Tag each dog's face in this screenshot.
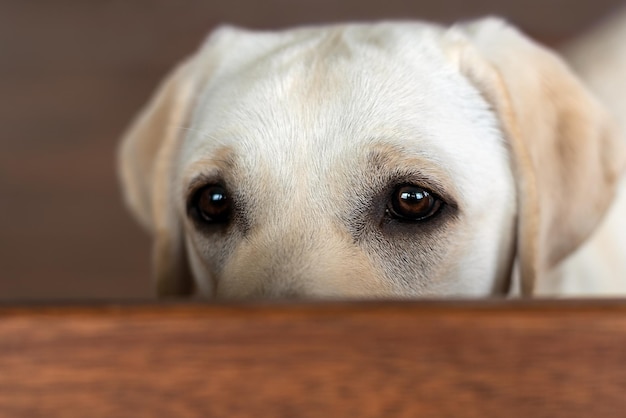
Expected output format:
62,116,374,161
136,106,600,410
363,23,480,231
120,20,624,299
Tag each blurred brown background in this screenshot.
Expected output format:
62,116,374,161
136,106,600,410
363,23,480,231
1,0,624,301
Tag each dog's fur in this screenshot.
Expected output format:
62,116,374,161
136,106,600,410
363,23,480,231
119,18,626,299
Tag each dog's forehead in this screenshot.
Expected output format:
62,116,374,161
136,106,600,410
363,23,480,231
180,23,509,208
188,23,467,141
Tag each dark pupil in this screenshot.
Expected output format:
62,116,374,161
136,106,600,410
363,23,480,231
393,186,434,219
198,186,230,222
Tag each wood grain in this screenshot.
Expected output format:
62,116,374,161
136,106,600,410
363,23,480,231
1,300,625,417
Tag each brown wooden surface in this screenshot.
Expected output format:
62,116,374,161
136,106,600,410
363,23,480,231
1,300,626,417
1,1,625,301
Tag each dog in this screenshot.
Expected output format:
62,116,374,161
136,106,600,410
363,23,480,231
118,17,626,299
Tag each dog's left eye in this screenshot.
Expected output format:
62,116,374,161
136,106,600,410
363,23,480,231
387,185,443,221
190,185,232,224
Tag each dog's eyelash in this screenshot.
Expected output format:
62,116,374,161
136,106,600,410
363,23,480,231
186,174,224,201
379,174,455,209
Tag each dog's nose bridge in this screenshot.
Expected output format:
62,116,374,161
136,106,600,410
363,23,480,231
251,223,332,274
217,221,366,298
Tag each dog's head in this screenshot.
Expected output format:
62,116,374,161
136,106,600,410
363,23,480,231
119,19,624,299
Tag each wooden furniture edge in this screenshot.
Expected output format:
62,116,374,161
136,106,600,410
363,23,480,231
1,300,625,417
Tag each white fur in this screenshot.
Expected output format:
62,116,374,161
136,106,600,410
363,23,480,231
542,9,626,296
119,19,626,299
178,23,515,298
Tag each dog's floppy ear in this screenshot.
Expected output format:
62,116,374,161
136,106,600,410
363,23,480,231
118,58,200,297
446,18,626,296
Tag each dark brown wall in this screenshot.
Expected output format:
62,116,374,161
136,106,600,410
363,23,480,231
1,1,624,301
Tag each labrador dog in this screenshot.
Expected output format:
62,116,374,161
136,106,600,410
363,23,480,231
119,18,626,299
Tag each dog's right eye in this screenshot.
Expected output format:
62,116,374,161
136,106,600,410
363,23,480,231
190,185,232,224
386,184,443,222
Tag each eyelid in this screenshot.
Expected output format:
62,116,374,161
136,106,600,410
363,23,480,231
385,173,456,208
185,173,224,203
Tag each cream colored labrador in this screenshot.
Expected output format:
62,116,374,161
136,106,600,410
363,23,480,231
119,18,626,299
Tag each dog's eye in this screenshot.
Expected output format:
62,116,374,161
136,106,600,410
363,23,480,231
387,185,442,221
191,185,232,224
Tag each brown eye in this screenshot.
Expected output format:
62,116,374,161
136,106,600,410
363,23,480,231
387,185,442,221
193,185,232,224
